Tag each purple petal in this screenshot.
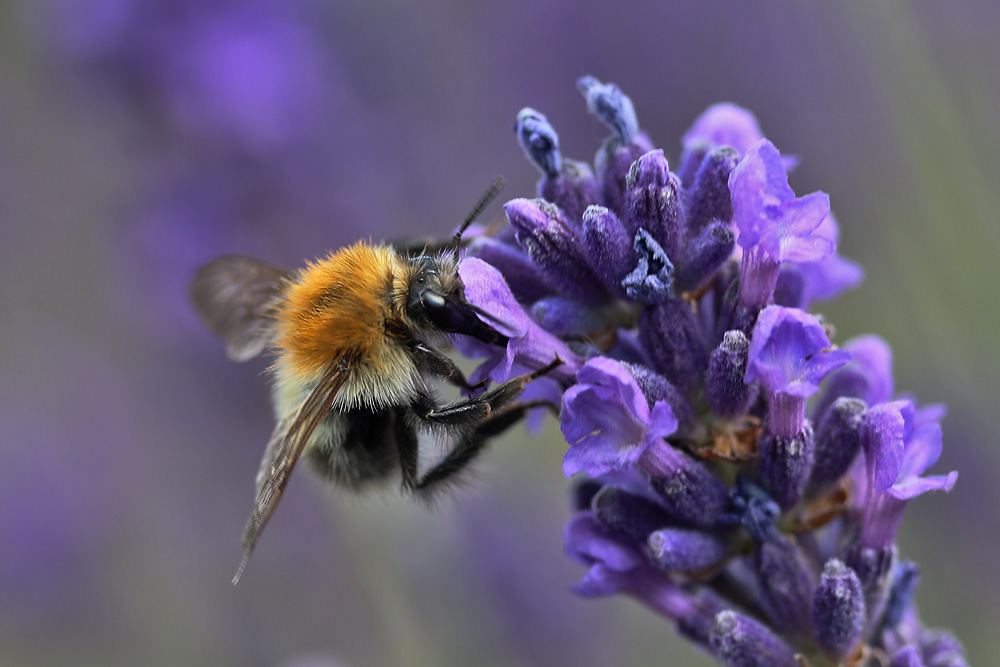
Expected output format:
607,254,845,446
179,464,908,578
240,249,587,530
457,257,580,382
730,140,834,265
646,401,679,443
862,401,909,492
729,140,794,248
577,357,651,421
888,472,958,500
682,103,766,156
778,192,833,262
846,335,896,405
561,358,656,477
746,306,850,397
898,417,943,481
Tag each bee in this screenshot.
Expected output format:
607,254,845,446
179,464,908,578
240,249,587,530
191,178,557,583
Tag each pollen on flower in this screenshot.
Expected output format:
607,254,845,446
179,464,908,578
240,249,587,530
454,77,965,667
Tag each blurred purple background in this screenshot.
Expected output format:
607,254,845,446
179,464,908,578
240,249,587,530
1,1,998,665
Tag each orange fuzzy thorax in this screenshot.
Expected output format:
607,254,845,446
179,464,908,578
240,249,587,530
272,242,409,380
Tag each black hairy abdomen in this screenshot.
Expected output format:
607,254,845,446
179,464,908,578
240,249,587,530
306,407,400,488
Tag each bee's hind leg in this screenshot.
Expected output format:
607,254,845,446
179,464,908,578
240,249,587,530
404,399,556,494
399,359,561,493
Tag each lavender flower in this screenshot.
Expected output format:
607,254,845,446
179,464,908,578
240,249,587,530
457,77,965,666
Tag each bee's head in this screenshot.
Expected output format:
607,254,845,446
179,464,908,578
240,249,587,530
407,255,507,346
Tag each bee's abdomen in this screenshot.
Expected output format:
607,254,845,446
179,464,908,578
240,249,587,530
306,407,400,488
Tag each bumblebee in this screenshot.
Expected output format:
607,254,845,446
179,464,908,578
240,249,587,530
191,180,555,583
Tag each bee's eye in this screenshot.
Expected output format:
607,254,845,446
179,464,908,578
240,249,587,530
422,291,446,310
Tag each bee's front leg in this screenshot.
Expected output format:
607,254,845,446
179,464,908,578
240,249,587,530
410,342,488,392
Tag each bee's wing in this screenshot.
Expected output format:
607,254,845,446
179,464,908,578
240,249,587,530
190,255,291,362
232,361,351,585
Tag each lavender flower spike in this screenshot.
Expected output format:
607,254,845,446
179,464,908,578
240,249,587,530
464,78,966,667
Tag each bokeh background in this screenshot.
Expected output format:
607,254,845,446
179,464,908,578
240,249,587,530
1,1,997,666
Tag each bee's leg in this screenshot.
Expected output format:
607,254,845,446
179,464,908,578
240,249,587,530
416,358,559,427
395,416,421,490
412,399,556,493
404,358,562,493
410,342,487,392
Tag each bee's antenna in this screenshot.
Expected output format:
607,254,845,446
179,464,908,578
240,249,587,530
453,176,506,247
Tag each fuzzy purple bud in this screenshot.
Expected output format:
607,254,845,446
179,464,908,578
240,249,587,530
515,107,561,178
709,610,799,667
539,160,600,224
706,330,757,419
580,205,634,296
578,76,653,213
638,296,709,397
648,527,728,572
592,486,676,543
540,159,601,226
624,150,686,261
513,107,598,221
755,534,815,635
638,441,729,527
577,75,638,145
504,197,609,303
812,559,865,658
676,221,736,292
756,422,814,509
807,397,865,496
686,146,740,236
847,544,897,636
